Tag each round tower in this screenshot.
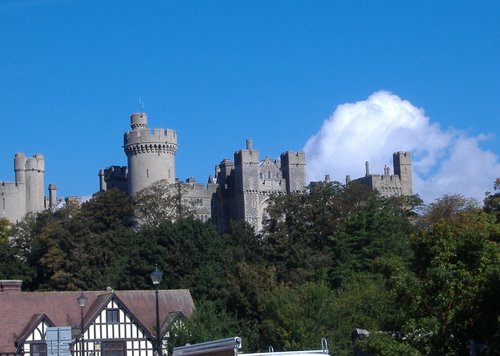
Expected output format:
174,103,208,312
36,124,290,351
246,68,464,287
25,154,45,212
14,153,26,185
124,112,178,196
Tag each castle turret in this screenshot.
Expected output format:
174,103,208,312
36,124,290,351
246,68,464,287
25,154,45,213
124,112,178,196
14,153,26,185
393,151,412,195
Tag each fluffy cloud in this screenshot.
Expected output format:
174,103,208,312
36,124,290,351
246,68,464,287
304,91,500,203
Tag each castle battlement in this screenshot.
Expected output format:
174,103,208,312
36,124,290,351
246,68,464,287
349,152,413,197
124,128,178,147
124,140,178,156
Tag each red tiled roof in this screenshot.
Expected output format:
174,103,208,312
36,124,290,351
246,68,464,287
0,288,194,353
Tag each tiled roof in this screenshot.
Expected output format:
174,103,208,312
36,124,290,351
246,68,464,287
0,288,194,353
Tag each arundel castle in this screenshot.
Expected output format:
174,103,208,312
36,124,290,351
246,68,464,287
1,111,412,231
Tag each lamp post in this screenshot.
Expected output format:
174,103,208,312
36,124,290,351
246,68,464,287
150,265,163,356
77,291,88,356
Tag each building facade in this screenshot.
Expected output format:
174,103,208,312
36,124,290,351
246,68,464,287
0,153,57,223
212,139,306,232
0,280,194,356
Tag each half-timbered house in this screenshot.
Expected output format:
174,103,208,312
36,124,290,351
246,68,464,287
0,280,194,356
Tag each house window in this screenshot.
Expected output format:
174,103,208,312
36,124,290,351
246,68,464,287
31,343,47,356
102,341,125,356
106,309,120,323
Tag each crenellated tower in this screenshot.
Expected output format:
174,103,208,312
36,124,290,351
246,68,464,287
280,150,306,192
393,151,412,196
234,139,261,226
124,112,178,196
25,153,45,212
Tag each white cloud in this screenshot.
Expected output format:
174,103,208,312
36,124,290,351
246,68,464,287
304,91,500,203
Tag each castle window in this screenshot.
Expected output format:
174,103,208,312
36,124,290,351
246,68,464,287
268,171,271,179
260,172,263,179
146,169,149,179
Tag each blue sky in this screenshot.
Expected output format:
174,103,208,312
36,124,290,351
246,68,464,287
1,0,499,203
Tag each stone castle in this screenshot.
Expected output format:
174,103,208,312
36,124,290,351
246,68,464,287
1,111,412,228
98,112,412,232
98,112,306,232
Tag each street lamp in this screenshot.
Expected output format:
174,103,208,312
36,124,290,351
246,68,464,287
150,265,163,356
77,291,88,356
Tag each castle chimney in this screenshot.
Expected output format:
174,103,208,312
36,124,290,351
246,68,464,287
346,175,351,184
246,139,253,150
365,161,370,176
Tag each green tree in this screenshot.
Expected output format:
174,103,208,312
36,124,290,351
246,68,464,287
328,273,405,355
134,180,195,227
259,282,336,351
16,190,138,291
378,195,500,354
484,179,500,244
171,300,239,348
222,262,279,350
329,193,418,288
0,218,30,280
355,332,420,356
262,182,372,285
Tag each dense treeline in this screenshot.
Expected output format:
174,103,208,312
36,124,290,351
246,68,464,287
0,179,499,355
